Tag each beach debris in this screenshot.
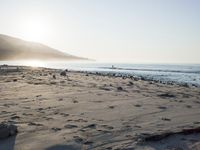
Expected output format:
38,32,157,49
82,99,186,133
117,86,123,91
13,79,18,82
51,127,62,132
53,74,56,79
60,71,67,76
182,83,190,88
0,122,18,139
122,76,126,79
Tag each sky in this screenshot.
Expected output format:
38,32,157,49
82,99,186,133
0,0,200,63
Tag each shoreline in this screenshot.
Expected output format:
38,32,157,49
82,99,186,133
0,65,200,149
1,64,199,88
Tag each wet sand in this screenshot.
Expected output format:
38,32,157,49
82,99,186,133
0,66,200,150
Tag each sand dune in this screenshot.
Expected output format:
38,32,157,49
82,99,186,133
0,34,87,61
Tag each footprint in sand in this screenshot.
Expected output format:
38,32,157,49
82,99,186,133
134,104,142,107
134,125,142,128
186,105,192,108
83,141,93,145
108,105,115,109
64,124,78,129
84,124,97,129
193,100,200,104
60,113,69,117
193,121,200,125
125,134,134,138
157,106,167,110
99,87,111,91
97,93,102,96
74,119,88,123
10,115,20,120
28,122,44,126
1,111,8,114
58,98,63,101
23,106,31,109
93,100,103,103
72,100,79,103
36,108,44,111
73,136,84,143
44,117,53,120
36,95,42,97
22,113,33,116
158,93,176,98
98,130,112,134
101,125,114,130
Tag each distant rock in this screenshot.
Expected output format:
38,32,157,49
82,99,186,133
60,71,66,76
53,75,56,79
0,123,18,139
117,86,123,91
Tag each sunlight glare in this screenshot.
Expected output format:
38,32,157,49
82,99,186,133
25,60,45,67
20,17,50,42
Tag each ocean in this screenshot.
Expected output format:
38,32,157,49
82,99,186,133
1,61,200,87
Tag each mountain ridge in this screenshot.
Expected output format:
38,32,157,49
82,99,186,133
0,34,87,61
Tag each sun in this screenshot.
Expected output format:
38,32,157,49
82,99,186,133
20,17,50,42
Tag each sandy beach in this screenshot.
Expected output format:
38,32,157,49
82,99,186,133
0,65,200,150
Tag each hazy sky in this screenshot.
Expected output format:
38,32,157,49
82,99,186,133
0,0,199,63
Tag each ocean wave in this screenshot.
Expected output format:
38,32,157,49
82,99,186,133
99,67,200,74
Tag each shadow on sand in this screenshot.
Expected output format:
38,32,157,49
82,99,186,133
0,135,16,150
45,144,80,150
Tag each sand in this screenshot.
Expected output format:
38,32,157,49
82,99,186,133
0,65,200,150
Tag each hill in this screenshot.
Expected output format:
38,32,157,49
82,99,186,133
0,34,86,61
